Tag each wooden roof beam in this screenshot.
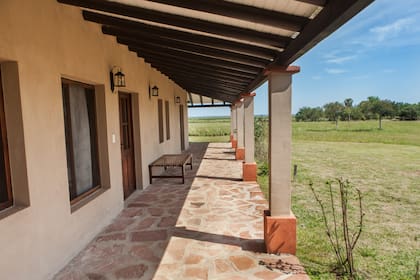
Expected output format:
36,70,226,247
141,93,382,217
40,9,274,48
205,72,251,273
180,86,237,102
170,77,246,93
117,36,268,68
102,26,277,60
148,62,250,86
137,53,256,80
171,77,244,94
158,68,248,90
57,1,292,48
274,0,374,66
147,0,309,32
188,92,194,106
129,46,261,75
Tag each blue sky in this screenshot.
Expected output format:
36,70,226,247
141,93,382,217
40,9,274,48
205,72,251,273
189,0,420,117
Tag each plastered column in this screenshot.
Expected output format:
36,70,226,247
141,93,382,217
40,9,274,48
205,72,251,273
235,101,245,160
264,66,300,255
242,93,257,181
231,105,237,148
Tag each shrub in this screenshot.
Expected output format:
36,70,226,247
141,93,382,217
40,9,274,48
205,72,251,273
309,179,364,279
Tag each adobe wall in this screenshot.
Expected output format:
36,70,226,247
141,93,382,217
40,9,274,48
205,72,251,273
0,0,189,279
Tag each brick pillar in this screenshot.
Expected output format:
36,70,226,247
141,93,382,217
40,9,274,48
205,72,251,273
264,66,300,255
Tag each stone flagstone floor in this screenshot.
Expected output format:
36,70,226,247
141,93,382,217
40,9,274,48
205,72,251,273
54,143,309,280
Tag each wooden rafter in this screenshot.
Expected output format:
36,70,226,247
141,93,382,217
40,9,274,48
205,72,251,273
102,26,277,60
59,1,292,48
138,53,256,80
274,0,374,66
129,46,260,75
146,0,308,32
117,37,268,68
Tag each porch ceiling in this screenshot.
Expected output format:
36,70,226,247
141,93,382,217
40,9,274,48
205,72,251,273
57,0,373,103
188,93,230,108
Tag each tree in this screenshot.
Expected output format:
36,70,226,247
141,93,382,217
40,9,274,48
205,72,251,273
324,102,345,129
295,107,324,122
398,104,418,120
366,97,395,129
344,98,353,122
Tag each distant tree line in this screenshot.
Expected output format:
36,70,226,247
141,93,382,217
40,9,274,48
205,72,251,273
295,97,420,128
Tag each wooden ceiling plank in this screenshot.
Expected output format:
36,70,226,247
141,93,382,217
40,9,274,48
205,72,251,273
172,78,245,93
147,0,309,32
295,0,327,7
102,26,277,60
138,53,256,80
58,1,292,48
129,46,261,75
167,76,246,92
152,63,252,84
149,63,250,86
172,77,244,93
180,84,238,102
116,35,269,67
163,73,247,91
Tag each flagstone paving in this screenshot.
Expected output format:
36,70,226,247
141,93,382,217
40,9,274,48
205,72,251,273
54,142,308,280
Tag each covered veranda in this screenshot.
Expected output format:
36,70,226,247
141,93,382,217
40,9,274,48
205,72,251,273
54,142,307,279
56,0,373,255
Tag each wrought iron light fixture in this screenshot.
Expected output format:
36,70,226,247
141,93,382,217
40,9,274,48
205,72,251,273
175,96,181,104
149,85,159,98
110,66,126,93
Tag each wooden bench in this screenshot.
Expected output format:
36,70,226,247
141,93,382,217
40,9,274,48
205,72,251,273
148,153,193,184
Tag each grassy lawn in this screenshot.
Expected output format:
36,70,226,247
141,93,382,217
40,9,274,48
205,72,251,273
190,118,420,279
293,120,420,146
189,117,230,142
292,141,420,279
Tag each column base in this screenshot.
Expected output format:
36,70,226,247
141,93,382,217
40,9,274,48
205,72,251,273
231,139,237,149
264,210,296,255
243,162,257,181
235,147,245,160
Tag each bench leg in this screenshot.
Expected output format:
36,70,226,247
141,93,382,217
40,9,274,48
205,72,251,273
182,165,185,184
189,157,193,170
149,165,153,184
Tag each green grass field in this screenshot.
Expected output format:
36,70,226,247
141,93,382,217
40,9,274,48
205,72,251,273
189,117,420,279
189,117,230,142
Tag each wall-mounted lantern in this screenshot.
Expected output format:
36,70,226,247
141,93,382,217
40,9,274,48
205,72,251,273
175,96,181,104
110,66,126,93
149,85,159,98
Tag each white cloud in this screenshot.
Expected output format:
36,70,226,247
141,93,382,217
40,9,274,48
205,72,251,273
326,55,357,64
370,17,416,42
312,75,322,80
325,68,347,74
383,69,395,73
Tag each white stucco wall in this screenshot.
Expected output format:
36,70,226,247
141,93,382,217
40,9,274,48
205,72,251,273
0,0,189,279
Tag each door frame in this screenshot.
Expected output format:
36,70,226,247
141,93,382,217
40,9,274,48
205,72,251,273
179,104,185,151
118,91,143,198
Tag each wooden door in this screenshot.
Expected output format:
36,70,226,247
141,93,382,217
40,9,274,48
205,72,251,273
119,93,136,199
179,105,185,151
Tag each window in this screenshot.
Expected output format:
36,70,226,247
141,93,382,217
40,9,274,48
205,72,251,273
0,70,12,211
158,99,164,143
165,100,170,140
62,79,100,203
